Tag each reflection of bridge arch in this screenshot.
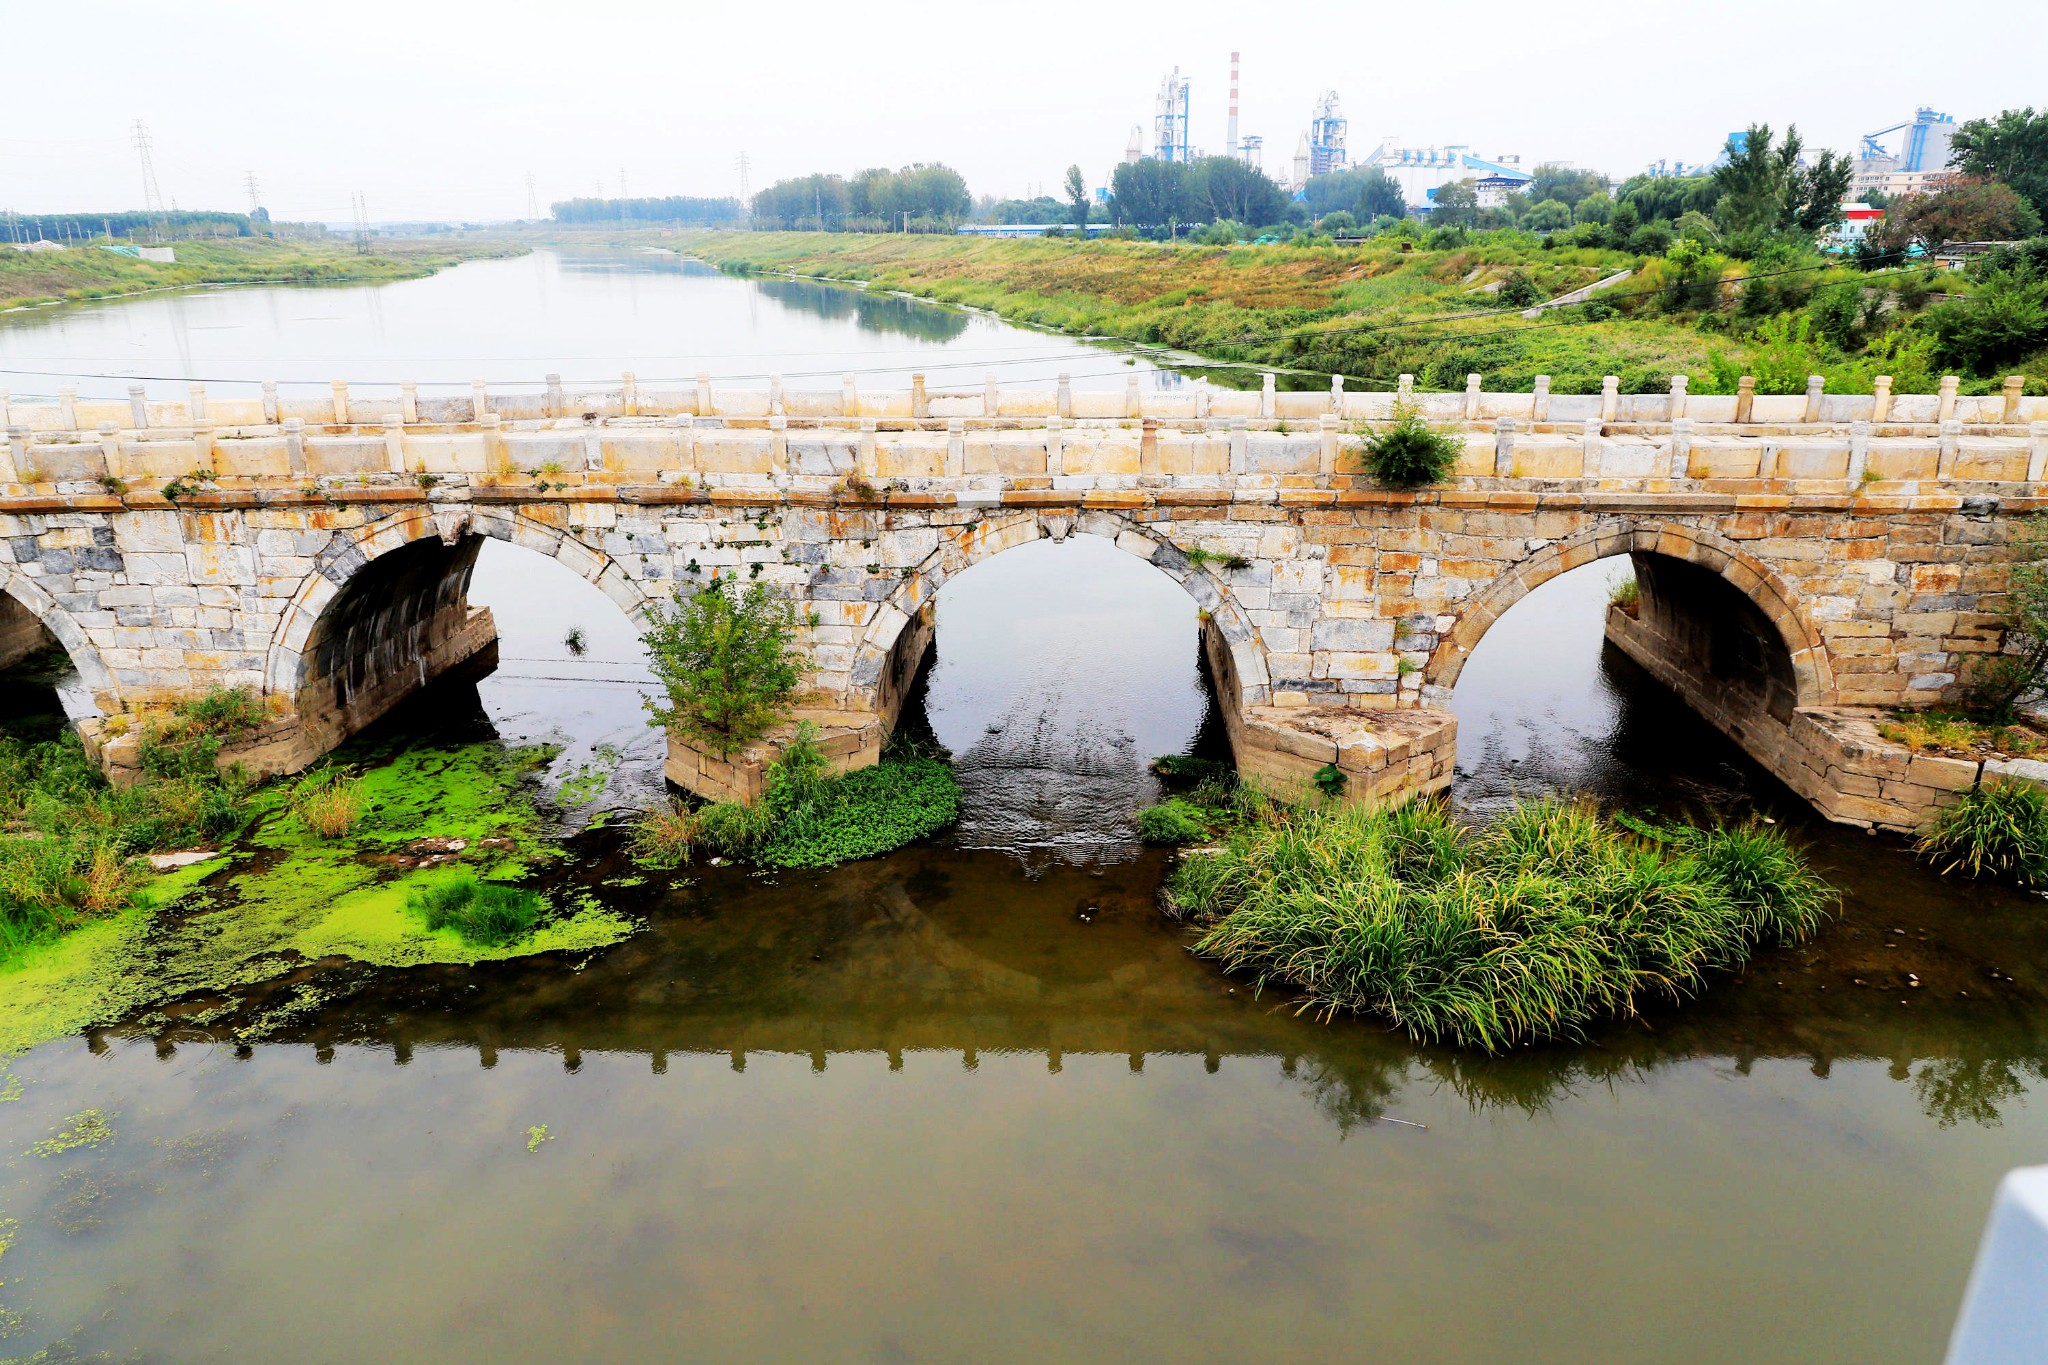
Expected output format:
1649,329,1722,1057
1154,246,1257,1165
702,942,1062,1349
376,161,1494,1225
1,566,118,714
1427,519,1835,708
847,508,1274,725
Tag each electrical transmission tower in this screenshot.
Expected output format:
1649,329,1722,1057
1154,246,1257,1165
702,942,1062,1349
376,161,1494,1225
350,191,370,254
526,171,539,220
131,120,165,224
244,171,262,214
735,152,751,206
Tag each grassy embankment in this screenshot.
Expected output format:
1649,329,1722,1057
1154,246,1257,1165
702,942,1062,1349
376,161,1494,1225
0,688,633,1055
1140,769,1833,1052
0,236,522,312
676,230,1908,394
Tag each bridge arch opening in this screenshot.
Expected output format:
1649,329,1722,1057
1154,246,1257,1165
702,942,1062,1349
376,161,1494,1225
884,522,1237,858
0,574,115,738
1441,532,1814,813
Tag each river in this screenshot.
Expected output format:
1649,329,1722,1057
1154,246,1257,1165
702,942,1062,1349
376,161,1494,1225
0,249,2043,1364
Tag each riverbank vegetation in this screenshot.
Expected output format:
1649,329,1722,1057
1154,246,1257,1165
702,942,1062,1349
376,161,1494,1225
1146,776,1832,1051
1916,782,2048,887
0,236,524,313
633,726,959,870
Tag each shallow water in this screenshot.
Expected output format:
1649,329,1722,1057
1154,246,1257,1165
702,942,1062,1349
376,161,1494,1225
1,259,2044,1363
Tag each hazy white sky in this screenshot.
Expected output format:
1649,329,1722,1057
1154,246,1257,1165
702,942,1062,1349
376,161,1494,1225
4,0,2043,222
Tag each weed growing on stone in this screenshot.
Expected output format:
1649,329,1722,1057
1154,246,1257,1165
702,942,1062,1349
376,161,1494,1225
1357,403,1462,489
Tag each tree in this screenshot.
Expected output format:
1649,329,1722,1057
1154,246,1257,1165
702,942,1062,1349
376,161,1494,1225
1868,176,2044,257
1527,164,1607,209
1925,268,2048,374
1574,191,1613,225
1356,168,1407,221
1431,179,1479,228
1712,124,1853,240
1965,518,2048,719
641,579,804,760
1190,156,1288,227
1524,198,1573,232
1951,108,2048,223
1110,158,1195,229
1064,165,1090,232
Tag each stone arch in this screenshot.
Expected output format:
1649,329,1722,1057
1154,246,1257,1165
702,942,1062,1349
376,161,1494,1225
1425,519,1834,706
846,508,1273,715
0,566,119,715
262,504,652,699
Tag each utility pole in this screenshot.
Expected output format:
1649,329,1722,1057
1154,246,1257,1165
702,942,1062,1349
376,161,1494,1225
735,152,751,207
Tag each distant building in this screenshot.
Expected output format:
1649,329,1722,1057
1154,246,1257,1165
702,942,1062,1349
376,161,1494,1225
1852,167,1949,200
1828,202,1885,250
1475,174,1528,209
1359,142,1531,207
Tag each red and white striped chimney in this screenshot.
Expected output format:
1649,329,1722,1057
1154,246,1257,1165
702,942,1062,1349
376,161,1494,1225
1227,52,1240,158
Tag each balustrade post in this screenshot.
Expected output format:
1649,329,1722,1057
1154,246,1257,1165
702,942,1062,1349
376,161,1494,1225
1396,373,1414,408
1669,417,1694,478
481,413,504,477
1600,376,1619,424
331,380,351,426
1803,374,1826,424
1195,377,1211,420
769,415,789,476
1317,415,1338,474
695,371,713,418
1734,376,1756,424
401,382,419,424
1493,418,1516,477
1331,373,1345,416
1669,373,1688,420
1,427,27,485
97,422,124,481
2028,421,2048,484
1229,416,1249,475
283,418,307,475
1045,415,1064,476
911,373,928,421
769,374,785,417
1938,375,1959,423
1872,375,1893,424
1582,416,1605,477
191,419,214,475
187,383,208,424
1122,374,1140,421
1464,373,1482,421
1847,420,1872,484
985,371,999,419
1056,372,1072,420
1532,374,1551,424
545,373,563,420
621,371,637,418
471,379,491,422
1937,419,1962,481
841,373,859,418
0,389,9,429
384,415,407,474
59,385,78,431
262,381,279,424
2004,375,2026,423
128,385,149,430
945,418,966,476
857,418,878,478
1262,372,1279,419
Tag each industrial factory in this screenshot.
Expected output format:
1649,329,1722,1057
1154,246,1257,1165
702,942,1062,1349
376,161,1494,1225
1116,53,1533,204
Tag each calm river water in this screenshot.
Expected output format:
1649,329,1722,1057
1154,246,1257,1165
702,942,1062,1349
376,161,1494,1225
1,250,2044,1364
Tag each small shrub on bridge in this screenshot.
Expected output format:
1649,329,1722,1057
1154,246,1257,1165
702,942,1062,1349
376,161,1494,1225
1915,781,2048,887
1357,404,1462,489
640,578,803,761
1166,796,1833,1052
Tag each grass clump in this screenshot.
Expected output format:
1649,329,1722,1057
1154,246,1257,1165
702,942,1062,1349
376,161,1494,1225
1138,799,1212,845
1915,781,2048,886
1879,710,2041,758
136,685,267,780
407,873,546,947
288,768,365,839
1169,796,1833,1052
1607,573,1640,615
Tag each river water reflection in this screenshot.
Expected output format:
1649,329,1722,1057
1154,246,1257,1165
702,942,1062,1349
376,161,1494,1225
1,254,2044,1363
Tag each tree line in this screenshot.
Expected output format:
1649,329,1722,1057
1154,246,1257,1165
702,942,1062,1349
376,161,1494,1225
549,196,742,225
748,165,972,232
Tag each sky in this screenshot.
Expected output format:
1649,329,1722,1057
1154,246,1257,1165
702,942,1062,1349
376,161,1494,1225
4,0,2044,223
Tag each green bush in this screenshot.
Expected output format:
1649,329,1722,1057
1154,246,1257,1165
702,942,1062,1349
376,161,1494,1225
640,578,803,760
1916,782,2048,886
1138,800,1210,845
1172,797,1833,1051
1358,404,1462,489
408,873,545,946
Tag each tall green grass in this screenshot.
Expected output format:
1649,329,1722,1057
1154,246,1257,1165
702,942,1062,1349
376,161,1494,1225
1916,781,2048,886
407,874,545,947
1170,797,1833,1052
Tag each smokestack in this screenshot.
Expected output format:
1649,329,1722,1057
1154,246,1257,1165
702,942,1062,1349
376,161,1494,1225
1228,51,1240,157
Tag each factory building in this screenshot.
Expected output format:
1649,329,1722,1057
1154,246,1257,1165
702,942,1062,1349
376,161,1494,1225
1354,141,1531,206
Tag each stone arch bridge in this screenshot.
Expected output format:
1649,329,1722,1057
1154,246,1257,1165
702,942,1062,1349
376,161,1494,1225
3,373,2045,831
